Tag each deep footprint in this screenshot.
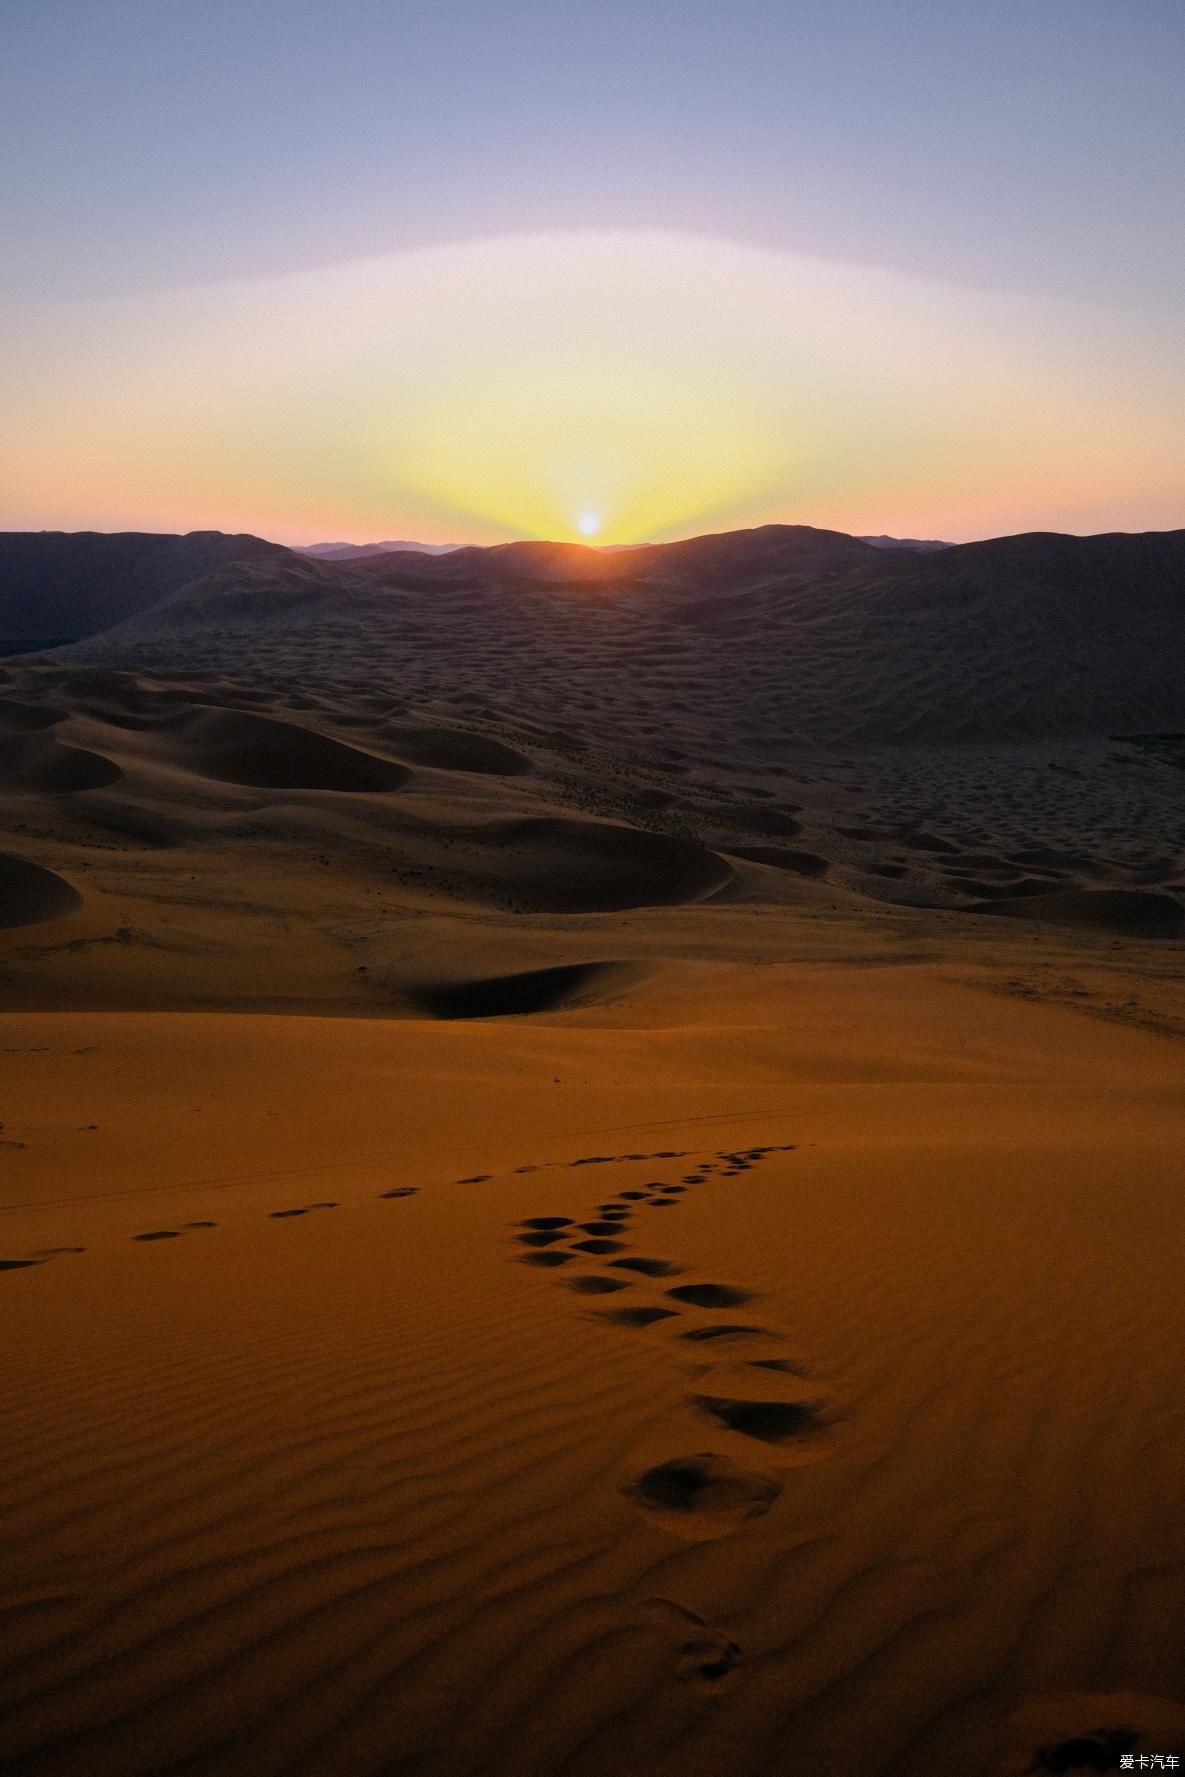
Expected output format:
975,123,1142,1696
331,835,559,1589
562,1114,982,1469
692,1393,825,1444
609,1256,685,1277
596,1306,680,1327
625,1452,781,1532
563,1275,633,1295
667,1283,754,1309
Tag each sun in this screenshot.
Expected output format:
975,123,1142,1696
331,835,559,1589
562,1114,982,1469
576,511,601,538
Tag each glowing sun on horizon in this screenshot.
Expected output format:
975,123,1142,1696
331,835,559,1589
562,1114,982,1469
576,511,601,537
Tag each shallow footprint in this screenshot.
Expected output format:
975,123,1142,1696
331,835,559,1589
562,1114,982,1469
563,1274,633,1295
0,1257,40,1270
641,1599,743,1688
679,1323,779,1344
133,1230,181,1241
515,1231,568,1247
624,1451,781,1540
571,1237,627,1254
380,1188,418,1199
519,1215,573,1229
519,1250,576,1268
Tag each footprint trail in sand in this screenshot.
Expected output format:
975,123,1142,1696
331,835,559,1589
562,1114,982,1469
506,1140,835,1544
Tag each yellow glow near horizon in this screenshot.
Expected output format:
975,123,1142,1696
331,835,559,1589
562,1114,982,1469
1,230,1183,545
382,341,792,546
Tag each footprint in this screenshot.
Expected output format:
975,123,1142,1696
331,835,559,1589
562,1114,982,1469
518,1250,575,1267
0,1258,40,1270
31,1246,86,1257
641,1599,743,1688
647,1199,678,1209
596,1306,680,1328
270,1202,337,1219
997,1691,1185,1774
624,1452,781,1539
609,1257,685,1277
182,1221,217,1229
563,1275,633,1295
619,1191,647,1201
380,1188,418,1199
519,1216,573,1229
679,1323,779,1344
516,1231,568,1247
667,1283,754,1309
659,1185,686,1195
692,1393,824,1445
133,1230,180,1241
578,1220,629,1236
457,1174,491,1183
571,1237,627,1254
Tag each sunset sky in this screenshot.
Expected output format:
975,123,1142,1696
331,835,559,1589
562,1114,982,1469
3,1,1183,546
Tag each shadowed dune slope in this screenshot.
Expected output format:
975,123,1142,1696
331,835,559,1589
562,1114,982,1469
37,522,1185,744
977,886,1185,938
379,723,532,775
408,961,636,1018
161,707,411,791
436,817,734,912
0,530,290,647
0,732,122,793
0,853,81,927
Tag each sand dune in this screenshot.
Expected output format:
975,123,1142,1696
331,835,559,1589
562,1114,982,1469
0,852,81,927
2,523,1185,1775
0,730,123,793
979,885,1185,937
159,706,413,792
2,976,1185,1776
379,722,533,775
19,522,1185,746
409,959,638,1018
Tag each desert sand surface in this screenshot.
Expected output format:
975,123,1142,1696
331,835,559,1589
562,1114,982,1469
3,525,1185,1775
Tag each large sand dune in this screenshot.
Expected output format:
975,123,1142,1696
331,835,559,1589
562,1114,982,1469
14,521,1185,745
1,522,1184,1774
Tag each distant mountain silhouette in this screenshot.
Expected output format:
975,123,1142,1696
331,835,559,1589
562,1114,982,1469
7,521,1185,742
296,540,460,560
859,534,950,552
